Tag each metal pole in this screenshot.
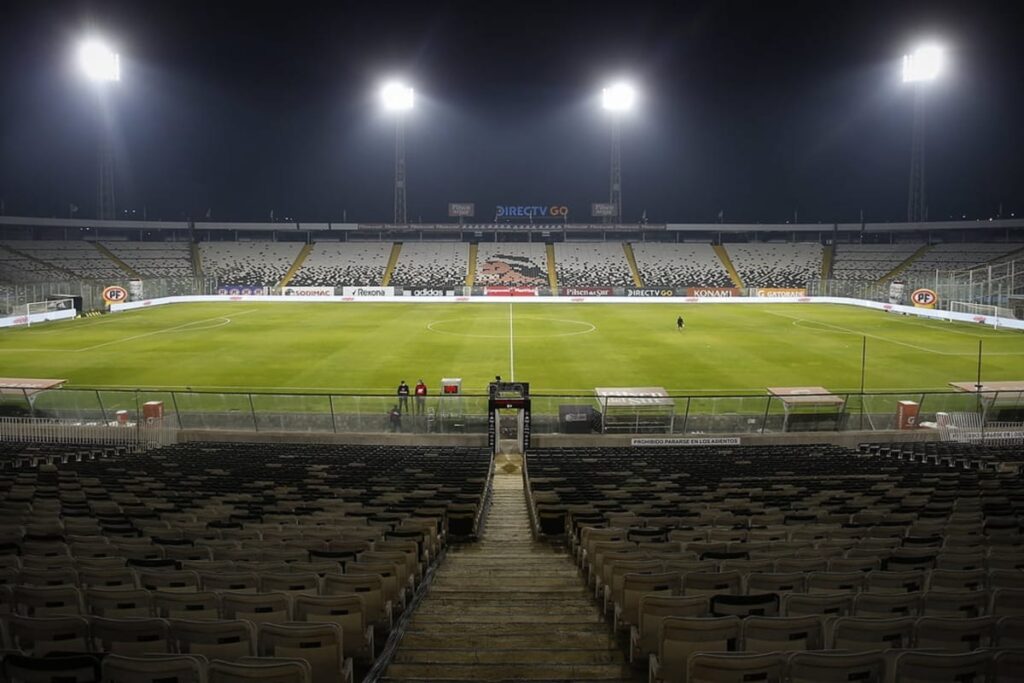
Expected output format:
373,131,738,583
859,336,867,430
394,116,407,225
609,117,622,224
908,85,926,222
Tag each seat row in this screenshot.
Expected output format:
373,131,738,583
1,617,355,683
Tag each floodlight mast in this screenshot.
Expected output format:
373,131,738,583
78,38,120,221
903,44,944,223
601,83,635,223
381,82,414,225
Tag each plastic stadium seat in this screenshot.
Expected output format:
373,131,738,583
153,591,221,620
629,594,707,664
787,650,886,683
77,567,137,590
84,587,152,618
100,654,207,683
137,570,201,593
256,622,353,683
782,592,854,617
928,568,986,592
1,653,101,683
7,615,91,656
649,616,741,683
913,615,995,651
323,574,390,630
741,615,824,652
853,591,922,617
616,571,681,631
682,571,742,597
688,651,787,683
990,588,1024,616
258,572,320,596
807,571,865,593
865,569,926,593
830,616,914,651
201,571,260,593
892,650,993,683
90,616,172,655
994,650,1024,682
13,586,83,617
921,589,988,618
709,593,780,618
170,618,256,660
293,593,374,663
208,657,312,683
219,591,291,626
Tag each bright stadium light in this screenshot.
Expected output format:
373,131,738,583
601,82,636,112
380,81,414,111
78,38,120,82
902,44,944,83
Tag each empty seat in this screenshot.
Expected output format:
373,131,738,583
13,586,83,617
293,593,374,662
709,593,780,618
1,653,101,683
220,591,291,626
154,591,221,620
853,591,922,617
629,594,708,664
682,571,742,596
741,614,824,652
7,615,91,656
616,571,681,631
747,572,806,594
208,657,313,683
688,651,786,683
892,650,993,683
913,615,995,651
100,654,207,683
90,616,172,655
782,592,854,617
830,615,914,651
787,650,886,683
649,616,741,683
170,618,256,660
257,622,353,683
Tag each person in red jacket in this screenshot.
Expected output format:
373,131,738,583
414,379,428,415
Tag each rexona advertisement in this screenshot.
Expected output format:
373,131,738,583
495,205,569,219
281,286,335,296
341,286,394,297
687,287,740,297
625,288,675,297
755,288,808,297
560,287,614,296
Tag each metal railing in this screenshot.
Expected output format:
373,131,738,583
0,415,177,448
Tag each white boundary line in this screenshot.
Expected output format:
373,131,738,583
74,309,257,352
508,303,515,381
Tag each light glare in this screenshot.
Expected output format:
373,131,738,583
381,82,414,111
903,44,944,83
79,39,120,82
602,83,636,112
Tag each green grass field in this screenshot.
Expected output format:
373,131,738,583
1,302,1022,396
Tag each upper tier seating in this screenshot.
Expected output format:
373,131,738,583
388,243,468,288
632,243,733,288
554,242,634,287
101,242,194,279
1,241,123,280
726,243,823,288
0,246,72,283
902,242,1024,275
289,243,390,287
830,244,922,281
474,243,549,287
199,242,302,287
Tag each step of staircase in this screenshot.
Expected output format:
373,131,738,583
383,471,641,682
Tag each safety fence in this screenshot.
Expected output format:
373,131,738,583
0,415,177,449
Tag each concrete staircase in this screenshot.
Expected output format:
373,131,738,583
622,243,643,286
466,243,478,287
712,244,744,288
93,242,143,279
876,243,933,283
383,472,639,682
277,243,313,289
546,243,558,289
382,243,403,286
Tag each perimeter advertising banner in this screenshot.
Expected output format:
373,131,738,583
755,288,808,297
448,202,475,217
341,286,394,297
625,288,675,297
404,288,455,297
484,287,538,296
687,287,740,297
560,287,614,296
281,286,335,296
217,285,269,296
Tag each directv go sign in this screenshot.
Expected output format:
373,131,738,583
496,205,570,219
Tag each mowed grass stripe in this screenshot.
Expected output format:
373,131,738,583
0,302,1021,393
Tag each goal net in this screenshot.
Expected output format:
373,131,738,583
10,297,76,327
948,300,1016,328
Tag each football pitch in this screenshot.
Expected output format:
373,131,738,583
1,301,1022,396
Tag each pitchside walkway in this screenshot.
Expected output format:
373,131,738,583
383,470,642,682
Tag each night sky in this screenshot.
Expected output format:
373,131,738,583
0,0,1022,224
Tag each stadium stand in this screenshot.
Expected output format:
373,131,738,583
0,240,124,280
288,242,391,287
524,443,1023,682
198,242,303,287
901,242,1024,275
474,242,549,287
0,442,491,679
554,242,634,287
631,243,733,287
829,243,922,281
0,245,72,283
100,242,195,279
388,242,469,288
725,242,824,288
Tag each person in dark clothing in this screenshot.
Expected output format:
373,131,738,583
388,405,402,432
677,315,685,331
397,380,410,414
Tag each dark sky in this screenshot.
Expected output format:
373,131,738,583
1,0,1022,224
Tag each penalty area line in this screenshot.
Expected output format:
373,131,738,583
74,309,258,352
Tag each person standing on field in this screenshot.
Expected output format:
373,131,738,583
397,380,410,414
414,379,427,415
677,315,685,331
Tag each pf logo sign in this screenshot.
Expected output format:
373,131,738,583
910,288,938,309
102,286,129,304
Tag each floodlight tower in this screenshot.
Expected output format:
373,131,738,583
601,83,635,223
902,44,944,223
78,38,121,221
381,81,414,225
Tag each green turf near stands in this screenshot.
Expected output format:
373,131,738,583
0,302,1021,395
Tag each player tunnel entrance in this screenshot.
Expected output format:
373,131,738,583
487,380,531,455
